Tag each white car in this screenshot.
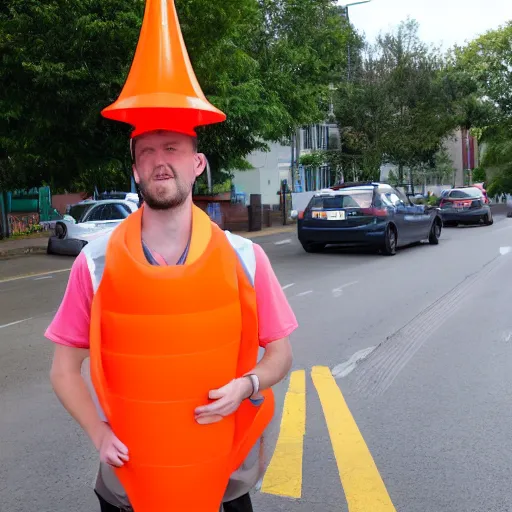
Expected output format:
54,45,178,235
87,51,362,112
47,199,139,256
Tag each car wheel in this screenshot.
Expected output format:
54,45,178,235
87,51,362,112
301,242,325,253
484,213,494,226
381,226,397,256
429,220,441,245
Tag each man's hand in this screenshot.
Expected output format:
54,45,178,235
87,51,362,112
95,422,129,468
194,377,253,425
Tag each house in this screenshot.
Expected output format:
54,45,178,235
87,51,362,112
232,122,339,207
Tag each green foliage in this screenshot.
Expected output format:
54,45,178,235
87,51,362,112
194,178,232,196
430,147,456,185
11,223,44,237
427,194,440,206
300,151,325,169
0,0,355,192
472,167,486,183
335,18,468,185
0,0,143,192
453,22,512,125
453,23,512,194
481,132,512,196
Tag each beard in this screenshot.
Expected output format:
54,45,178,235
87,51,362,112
137,166,192,211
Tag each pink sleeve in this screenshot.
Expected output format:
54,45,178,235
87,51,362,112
254,244,298,347
44,252,93,349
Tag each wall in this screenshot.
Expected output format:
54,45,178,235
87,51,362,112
231,169,261,203
52,192,90,214
232,141,293,206
8,212,40,235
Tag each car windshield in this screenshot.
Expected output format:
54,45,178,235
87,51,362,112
67,204,93,222
449,188,482,199
309,191,373,209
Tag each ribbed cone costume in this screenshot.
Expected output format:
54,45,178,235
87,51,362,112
91,0,275,509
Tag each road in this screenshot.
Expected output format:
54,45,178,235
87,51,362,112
2,213,512,511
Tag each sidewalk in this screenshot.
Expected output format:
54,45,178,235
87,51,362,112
0,225,295,259
0,233,50,259
234,224,295,239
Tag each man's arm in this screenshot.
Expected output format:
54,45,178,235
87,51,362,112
46,254,129,467
195,243,296,423
50,345,106,450
50,342,129,466
245,336,292,391
194,337,292,423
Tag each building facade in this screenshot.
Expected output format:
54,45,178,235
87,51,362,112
232,122,339,206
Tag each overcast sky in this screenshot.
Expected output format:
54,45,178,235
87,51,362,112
347,0,512,50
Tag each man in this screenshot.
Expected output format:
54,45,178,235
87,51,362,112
46,128,297,511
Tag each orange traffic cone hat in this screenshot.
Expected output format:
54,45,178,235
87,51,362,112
101,0,226,138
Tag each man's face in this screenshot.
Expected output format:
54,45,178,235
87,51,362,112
132,130,206,210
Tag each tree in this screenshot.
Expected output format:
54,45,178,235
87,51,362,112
334,41,392,181
0,0,144,193
0,0,355,193
334,19,465,188
452,23,512,194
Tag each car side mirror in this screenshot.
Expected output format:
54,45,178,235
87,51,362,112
290,210,298,220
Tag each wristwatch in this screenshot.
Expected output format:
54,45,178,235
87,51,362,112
244,374,260,400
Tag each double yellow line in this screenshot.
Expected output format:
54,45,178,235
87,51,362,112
261,366,396,511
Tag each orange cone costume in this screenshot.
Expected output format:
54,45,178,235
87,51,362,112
89,1,275,510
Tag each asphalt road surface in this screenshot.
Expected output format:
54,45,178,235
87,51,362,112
2,214,512,512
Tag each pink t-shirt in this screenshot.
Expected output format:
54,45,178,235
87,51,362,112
45,244,297,349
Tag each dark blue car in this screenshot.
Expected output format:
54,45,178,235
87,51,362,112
296,182,442,255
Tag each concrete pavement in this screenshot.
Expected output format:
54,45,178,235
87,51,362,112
1,213,512,511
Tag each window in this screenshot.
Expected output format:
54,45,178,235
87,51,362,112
309,190,373,209
303,127,312,150
449,188,481,199
380,192,404,207
101,204,129,220
316,125,329,150
118,203,133,215
86,205,105,222
394,188,410,204
68,204,93,223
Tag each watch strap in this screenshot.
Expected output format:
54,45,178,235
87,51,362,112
245,374,259,399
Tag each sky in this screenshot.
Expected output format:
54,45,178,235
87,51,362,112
347,0,512,50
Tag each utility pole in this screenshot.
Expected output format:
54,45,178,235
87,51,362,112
338,0,372,81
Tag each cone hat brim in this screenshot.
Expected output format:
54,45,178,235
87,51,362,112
101,0,226,137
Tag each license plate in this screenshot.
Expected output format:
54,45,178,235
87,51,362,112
312,210,346,220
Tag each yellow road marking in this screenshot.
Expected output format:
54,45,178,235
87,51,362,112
0,267,72,284
260,369,306,498
311,366,396,512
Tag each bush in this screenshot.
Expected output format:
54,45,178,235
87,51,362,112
427,194,440,206
472,167,486,183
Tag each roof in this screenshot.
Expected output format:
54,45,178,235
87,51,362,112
72,199,139,212
330,181,381,190
315,182,393,196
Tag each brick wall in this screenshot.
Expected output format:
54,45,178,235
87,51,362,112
52,193,90,214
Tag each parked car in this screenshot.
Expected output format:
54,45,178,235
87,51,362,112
294,182,443,256
47,199,139,256
96,191,141,204
471,183,490,204
439,187,493,227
